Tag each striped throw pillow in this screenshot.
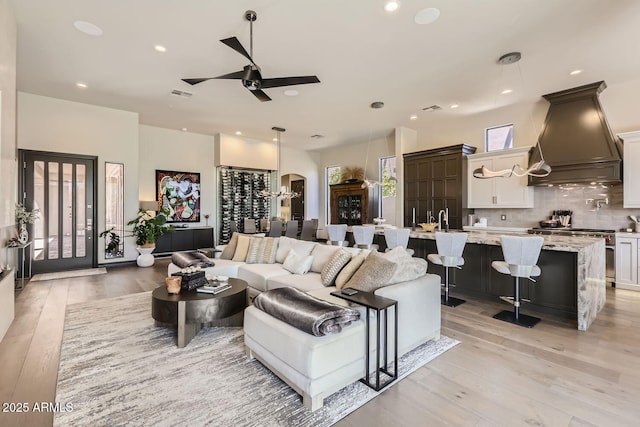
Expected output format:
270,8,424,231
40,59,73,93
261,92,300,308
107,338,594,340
320,249,352,286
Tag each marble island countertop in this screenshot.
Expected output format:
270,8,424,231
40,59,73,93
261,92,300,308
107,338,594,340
408,229,605,253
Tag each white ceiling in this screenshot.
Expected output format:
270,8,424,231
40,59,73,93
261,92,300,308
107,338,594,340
11,0,640,151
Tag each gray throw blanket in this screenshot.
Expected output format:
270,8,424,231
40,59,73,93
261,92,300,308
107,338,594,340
253,287,360,336
171,251,215,269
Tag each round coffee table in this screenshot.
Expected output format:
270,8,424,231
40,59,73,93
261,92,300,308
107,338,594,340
152,278,248,348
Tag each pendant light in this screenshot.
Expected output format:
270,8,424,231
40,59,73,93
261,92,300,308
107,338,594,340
361,102,384,189
473,52,552,179
257,127,300,198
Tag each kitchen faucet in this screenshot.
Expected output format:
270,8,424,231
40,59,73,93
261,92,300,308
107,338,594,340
438,208,449,232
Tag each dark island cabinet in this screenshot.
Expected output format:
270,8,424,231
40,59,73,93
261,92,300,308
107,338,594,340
403,144,476,229
154,227,214,255
405,237,579,318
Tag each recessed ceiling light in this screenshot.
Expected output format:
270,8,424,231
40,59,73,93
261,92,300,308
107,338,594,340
501,89,513,95
76,82,88,89
235,131,242,136
273,138,278,142
410,115,418,120
450,104,459,109
569,69,583,76
73,20,103,36
414,8,440,25
384,1,400,12
284,89,299,97
154,45,167,53
181,127,187,132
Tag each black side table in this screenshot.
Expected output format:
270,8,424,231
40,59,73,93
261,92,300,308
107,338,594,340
330,289,398,391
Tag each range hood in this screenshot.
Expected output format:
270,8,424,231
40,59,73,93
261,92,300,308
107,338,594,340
528,81,623,186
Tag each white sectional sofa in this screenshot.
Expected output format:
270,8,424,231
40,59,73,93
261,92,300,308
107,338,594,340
167,235,442,411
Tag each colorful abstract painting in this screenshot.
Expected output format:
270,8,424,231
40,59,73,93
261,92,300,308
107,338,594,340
156,170,200,222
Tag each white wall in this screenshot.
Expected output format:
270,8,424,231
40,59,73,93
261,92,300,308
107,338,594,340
0,0,17,233
17,93,140,263
0,0,17,344
280,145,320,220
138,125,215,226
214,133,276,170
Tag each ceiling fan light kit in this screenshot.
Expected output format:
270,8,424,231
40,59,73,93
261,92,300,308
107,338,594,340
182,10,320,102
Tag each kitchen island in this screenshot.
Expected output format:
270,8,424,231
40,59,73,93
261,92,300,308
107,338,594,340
374,229,606,331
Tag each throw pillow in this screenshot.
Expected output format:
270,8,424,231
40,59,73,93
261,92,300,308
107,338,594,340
232,234,252,261
310,244,340,273
381,246,428,284
320,249,352,286
282,249,314,275
343,250,398,292
220,232,239,260
334,252,366,290
262,237,279,264
245,236,265,264
276,236,297,264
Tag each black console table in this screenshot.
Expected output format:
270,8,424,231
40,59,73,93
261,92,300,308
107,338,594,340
330,289,398,391
154,227,214,255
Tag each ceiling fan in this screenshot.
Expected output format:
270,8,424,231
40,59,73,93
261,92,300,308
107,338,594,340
181,10,320,102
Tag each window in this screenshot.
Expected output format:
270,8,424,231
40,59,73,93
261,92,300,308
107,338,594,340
379,156,396,225
326,166,341,222
485,124,514,152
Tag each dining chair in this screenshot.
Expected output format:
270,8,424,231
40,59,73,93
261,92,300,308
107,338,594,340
285,220,299,238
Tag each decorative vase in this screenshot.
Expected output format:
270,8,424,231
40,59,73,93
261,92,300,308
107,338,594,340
18,222,28,244
165,276,182,294
136,246,155,267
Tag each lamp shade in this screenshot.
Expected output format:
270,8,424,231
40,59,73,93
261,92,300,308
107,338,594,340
140,201,158,211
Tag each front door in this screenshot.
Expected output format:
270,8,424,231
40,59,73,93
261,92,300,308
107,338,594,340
21,150,97,274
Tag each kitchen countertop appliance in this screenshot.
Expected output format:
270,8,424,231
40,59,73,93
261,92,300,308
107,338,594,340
528,227,615,284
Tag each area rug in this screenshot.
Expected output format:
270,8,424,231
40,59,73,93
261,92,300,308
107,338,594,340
30,267,107,282
54,291,459,426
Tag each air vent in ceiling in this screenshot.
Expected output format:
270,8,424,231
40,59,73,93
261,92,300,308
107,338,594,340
310,134,325,139
422,104,442,112
171,89,192,98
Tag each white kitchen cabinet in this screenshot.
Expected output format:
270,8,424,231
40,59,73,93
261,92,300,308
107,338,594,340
615,233,639,291
619,131,640,208
467,147,534,208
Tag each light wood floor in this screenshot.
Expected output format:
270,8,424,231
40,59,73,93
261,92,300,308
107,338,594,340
1,259,639,427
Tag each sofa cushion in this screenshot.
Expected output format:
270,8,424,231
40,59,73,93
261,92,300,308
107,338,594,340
320,249,351,287
334,252,366,290
238,263,291,292
307,286,352,308
232,234,252,261
283,250,314,275
344,250,398,292
382,247,428,284
310,244,340,273
276,236,316,264
267,272,324,293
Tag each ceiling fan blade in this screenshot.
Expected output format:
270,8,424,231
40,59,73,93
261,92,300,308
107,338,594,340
182,78,216,86
250,89,272,102
260,76,320,89
213,70,247,80
220,37,257,66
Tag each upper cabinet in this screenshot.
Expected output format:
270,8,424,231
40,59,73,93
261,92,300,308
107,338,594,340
619,131,640,208
467,147,534,209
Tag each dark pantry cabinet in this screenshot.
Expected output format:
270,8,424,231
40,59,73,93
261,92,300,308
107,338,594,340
403,144,476,229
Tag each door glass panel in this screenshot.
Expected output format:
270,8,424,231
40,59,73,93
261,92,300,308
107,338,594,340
105,162,124,258
33,161,45,260
48,162,59,260
62,163,73,258
76,164,86,257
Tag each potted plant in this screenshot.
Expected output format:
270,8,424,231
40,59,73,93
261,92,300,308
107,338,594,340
99,227,122,258
15,203,40,245
127,208,174,267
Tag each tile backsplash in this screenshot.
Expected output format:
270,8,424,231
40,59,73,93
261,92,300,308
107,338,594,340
473,184,638,231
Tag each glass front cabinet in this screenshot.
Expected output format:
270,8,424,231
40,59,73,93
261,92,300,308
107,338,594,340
330,182,378,225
